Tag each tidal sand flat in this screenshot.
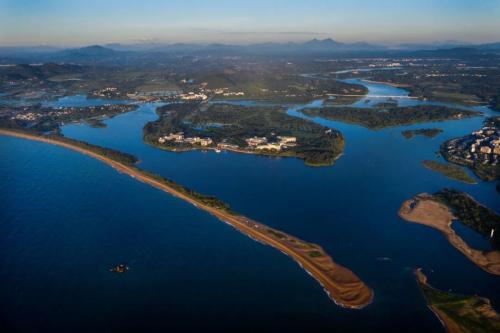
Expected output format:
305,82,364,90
0,129,373,309
416,268,500,333
399,193,500,275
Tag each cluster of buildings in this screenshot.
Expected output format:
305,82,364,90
11,112,45,121
444,124,500,166
368,62,402,68
192,86,245,97
245,136,297,151
209,88,245,97
10,104,135,123
158,132,213,147
11,108,72,121
179,92,208,101
92,87,119,98
157,132,298,153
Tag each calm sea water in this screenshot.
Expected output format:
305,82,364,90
1,84,499,332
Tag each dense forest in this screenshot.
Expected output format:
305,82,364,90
303,105,480,129
433,189,500,248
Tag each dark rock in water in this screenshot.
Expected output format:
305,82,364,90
110,264,129,273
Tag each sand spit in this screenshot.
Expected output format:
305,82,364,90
400,194,500,276
1,129,373,309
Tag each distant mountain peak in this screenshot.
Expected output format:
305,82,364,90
305,38,342,47
67,45,118,55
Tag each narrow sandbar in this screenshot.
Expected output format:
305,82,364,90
0,129,373,309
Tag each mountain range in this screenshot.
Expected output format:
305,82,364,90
1,39,499,64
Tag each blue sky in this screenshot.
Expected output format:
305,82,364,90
1,0,499,46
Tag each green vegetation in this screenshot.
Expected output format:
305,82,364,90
433,189,500,248
302,105,479,129
418,273,500,333
86,118,107,128
143,103,345,166
366,63,500,110
266,229,287,240
402,128,443,139
135,169,235,214
0,103,137,133
199,70,367,103
308,250,324,258
35,105,137,132
54,135,138,165
422,160,476,184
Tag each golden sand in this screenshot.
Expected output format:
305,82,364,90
400,195,500,276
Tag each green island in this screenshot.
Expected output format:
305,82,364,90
422,160,476,184
432,189,500,248
302,105,480,129
416,268,500,333
441,117,500,181
0,127,374,309
402,128,443,139
143,103,345,166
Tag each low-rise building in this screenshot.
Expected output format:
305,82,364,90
256,143,282,151
164,132,185,142
480,146,492,154
200,138,213,146
277,136,297,144
246,136,268,147
218,143,239,150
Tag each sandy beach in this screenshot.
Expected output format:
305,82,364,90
400,194,500,276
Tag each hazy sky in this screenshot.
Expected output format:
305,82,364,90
1,0,499,46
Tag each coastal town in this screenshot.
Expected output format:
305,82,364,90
2,103,137,131
442,117,500,170
120,83,246,102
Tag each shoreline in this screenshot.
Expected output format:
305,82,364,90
415,269,463,333
0,128,373,309
145,140,342,167
399,194,500,276
415,268,500,333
